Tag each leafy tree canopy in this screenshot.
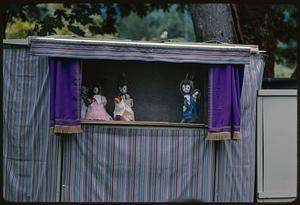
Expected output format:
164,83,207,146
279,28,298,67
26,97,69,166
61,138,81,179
4,3,178,37
272,4,297,68
3,3,298,76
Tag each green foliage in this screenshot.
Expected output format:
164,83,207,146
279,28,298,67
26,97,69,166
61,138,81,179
274,63,295,77
4,3,297,77
3,3,179,38
36,4,98,36
272,5,297,68
5,4,50,23
5,3,195,41
237,4,297,73
5,18,38,39
116,12,150,40
5,3,103,37
116,5,195,41
54,24,76,36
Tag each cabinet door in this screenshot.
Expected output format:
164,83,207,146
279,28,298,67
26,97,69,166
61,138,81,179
257,90,297,202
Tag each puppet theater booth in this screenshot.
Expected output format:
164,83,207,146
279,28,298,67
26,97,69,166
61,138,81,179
3,36,265,202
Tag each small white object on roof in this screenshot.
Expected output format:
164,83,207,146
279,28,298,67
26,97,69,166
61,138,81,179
160,31,168,40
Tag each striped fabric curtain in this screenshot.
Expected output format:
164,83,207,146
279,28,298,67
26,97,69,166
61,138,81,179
60,126,216,202
214,55,265,202
3,45,61,201
49,58,82,134
3,43,264,202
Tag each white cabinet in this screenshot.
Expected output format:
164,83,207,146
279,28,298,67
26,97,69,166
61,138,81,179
257,89,297,202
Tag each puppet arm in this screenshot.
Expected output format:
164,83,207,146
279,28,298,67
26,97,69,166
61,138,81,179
192,89,200,100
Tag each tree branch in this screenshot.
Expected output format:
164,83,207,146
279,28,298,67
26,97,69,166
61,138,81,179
229,3,244,44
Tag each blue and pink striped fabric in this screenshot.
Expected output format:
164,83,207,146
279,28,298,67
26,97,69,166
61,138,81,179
60,125,215,202
30,37,251,65
3,45,61,202
214,54,265,202
3,43,264,202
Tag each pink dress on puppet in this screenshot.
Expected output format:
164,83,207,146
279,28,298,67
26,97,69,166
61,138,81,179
85,95,113,120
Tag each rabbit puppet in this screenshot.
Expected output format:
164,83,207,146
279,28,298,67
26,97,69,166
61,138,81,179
113,73,135,121
85,83,113,121
180,72,200,123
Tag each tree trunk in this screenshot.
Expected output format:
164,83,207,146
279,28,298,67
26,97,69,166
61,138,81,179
189,4,275,78
2,7,13,39
189,4,238,43
237,4,275,77
3,13,9,39
2,10,7,39
290,7,299,79
291,66,298,78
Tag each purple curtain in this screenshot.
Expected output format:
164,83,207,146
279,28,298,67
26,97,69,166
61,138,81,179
49,57,82,134
207,64,244,140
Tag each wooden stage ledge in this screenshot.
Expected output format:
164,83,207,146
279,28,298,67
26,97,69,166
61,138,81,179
81,120,207,128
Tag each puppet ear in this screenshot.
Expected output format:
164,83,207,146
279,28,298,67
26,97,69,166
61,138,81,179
189,72,195,80
185,73,190,80
121,72,127,80
118,72,128,88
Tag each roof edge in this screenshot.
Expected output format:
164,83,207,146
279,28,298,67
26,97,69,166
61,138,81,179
3,38,30,46
30,36,260,53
